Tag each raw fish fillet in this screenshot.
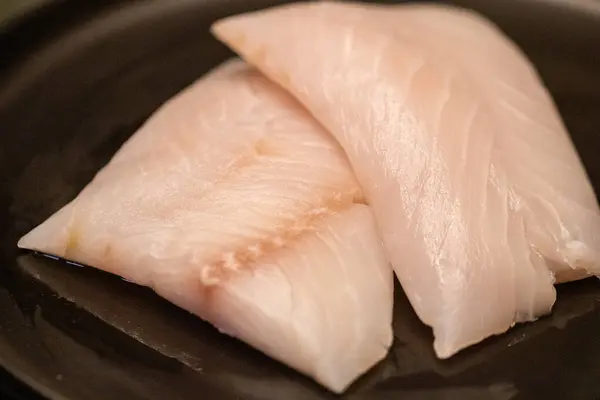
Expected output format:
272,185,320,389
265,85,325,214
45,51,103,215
212,2,600,358
17,60,394,393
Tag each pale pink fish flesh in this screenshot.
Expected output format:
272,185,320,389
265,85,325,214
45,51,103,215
212,1,600,358
18,59,394,393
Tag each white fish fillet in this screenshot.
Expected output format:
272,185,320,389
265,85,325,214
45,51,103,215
17,60,394,393
212,2,600,358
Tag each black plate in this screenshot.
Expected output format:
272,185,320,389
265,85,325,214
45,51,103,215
1,1,600,399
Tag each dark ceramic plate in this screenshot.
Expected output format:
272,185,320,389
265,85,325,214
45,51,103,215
1,0,600,399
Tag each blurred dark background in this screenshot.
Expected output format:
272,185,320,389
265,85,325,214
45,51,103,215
1,369,43,400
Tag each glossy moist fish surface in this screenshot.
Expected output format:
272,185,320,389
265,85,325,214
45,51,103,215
212,2,600,358
18,60,394,393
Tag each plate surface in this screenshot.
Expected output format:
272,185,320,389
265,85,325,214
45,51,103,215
1,1,600,399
